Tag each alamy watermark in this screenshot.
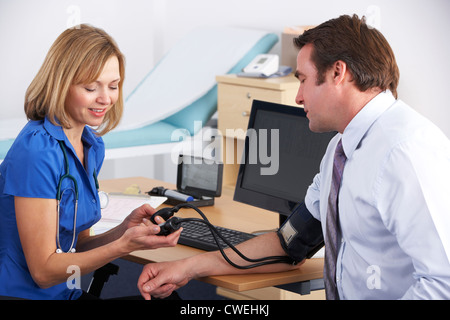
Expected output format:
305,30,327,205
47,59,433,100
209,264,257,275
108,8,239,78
65,264,382,292
366,265,381,290
66,265,81,290
170,121,279,176
66,5,81,29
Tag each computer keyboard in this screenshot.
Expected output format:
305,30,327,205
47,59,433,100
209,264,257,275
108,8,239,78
178,220,256,251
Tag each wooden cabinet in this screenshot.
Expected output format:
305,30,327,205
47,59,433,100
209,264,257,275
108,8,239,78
215,74,300,189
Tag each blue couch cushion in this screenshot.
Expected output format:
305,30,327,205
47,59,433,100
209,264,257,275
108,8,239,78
0,139,14,160
102,121,185,149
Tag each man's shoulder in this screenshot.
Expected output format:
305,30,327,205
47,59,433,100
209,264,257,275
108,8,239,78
373,100,447,149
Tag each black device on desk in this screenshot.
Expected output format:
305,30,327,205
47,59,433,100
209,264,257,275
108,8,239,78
149,205,256,252
233,100,336,226
149,155,223,207
150,203,293,269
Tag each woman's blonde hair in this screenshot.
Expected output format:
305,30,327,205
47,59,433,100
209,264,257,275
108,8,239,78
24,24,125,136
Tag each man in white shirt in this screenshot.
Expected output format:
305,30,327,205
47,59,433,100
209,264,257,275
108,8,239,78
137,14,450,300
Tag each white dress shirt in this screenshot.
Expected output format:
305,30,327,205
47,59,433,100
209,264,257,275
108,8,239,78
305,90,450,299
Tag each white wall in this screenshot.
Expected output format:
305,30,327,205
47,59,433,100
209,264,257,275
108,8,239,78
0,0,159,119
1,0,449,180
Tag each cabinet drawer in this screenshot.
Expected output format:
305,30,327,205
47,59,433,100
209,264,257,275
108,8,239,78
218,83,284,135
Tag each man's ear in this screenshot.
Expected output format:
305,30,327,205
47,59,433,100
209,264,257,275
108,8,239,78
332,60,348,86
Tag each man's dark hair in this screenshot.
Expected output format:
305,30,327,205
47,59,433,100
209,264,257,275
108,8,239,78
294,14,399,98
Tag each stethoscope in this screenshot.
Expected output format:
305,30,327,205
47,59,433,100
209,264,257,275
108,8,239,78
55,141,108,254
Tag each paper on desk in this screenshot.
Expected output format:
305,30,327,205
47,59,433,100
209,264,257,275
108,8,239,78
92,193,167,235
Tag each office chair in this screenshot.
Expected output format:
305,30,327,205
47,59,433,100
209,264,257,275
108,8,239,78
87,262,120,298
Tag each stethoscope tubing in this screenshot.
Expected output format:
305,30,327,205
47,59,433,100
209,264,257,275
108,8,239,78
55,141,100,254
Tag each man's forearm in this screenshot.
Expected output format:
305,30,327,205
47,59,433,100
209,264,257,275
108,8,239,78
191,232,300,279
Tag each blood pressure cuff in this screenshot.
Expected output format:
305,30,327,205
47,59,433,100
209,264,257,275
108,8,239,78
277,202,324,264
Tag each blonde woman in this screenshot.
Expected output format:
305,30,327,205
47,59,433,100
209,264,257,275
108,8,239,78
0,25,181,300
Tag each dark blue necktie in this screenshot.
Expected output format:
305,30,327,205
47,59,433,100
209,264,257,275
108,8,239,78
324,139,346,300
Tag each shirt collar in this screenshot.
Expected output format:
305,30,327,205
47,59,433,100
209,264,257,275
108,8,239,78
43,116,66,141
43,116,99,149
341,90,396,159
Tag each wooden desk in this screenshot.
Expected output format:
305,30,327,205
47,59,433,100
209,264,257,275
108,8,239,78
99,177,324,294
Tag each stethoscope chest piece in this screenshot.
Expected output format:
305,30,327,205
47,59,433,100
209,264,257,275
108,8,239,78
56,248,76,254
98,191,109,209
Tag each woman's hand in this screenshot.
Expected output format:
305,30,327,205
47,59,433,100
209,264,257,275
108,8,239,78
118,217,182,253
122,203,157,229
116,203,182,254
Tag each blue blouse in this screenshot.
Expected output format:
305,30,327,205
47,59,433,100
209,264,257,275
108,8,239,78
0,117,104,299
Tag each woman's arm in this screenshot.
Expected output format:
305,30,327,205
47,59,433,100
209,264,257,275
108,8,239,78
15,197,180,289
76,203,165,251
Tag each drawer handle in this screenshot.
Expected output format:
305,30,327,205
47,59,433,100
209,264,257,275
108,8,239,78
246,92,252,99
242,111,250,117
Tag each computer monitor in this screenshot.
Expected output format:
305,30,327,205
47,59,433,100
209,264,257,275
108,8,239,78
233,100,336,225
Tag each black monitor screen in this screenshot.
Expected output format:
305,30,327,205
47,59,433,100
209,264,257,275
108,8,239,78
233,100,336,217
